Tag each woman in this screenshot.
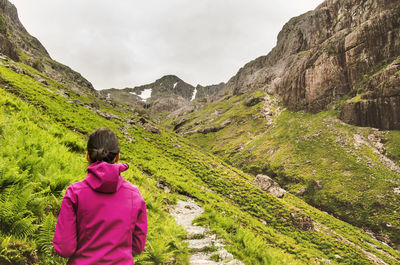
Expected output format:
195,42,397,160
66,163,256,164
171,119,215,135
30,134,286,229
53,128,147,264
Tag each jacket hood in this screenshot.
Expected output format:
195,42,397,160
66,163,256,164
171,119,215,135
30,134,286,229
85,161,129,193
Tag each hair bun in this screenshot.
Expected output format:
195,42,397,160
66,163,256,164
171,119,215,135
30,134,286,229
93,148,109,161
98,148,108,156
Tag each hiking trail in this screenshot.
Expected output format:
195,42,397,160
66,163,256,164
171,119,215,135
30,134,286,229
170,197,244,265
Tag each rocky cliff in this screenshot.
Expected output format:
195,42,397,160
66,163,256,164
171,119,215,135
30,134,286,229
195,82,225,102
0,0,95,95
224,0,400,129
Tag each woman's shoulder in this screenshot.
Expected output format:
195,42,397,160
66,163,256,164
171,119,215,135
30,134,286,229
120,181,145,203
68,180,88,189
65,180,91,195
120,179,141,194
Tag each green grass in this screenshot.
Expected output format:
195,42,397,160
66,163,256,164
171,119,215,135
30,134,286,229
349,93,365,103
297,50,310,55
385,131,400,161
0,66,189,264
0,58,400,264
165,91,400,250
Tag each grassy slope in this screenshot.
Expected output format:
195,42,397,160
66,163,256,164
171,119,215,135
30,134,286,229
0,60,399,265
163,91,400,248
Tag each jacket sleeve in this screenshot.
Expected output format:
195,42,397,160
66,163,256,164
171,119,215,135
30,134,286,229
53,185,78,258
132,197,147,255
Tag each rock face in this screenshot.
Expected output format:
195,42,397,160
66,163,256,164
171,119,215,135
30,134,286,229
224,0,400,130
148,95,190,114
0,0,49,60
340,96,400,129
195,82,225,101
253,174,286,198
340,58,400,129
0,0,95,95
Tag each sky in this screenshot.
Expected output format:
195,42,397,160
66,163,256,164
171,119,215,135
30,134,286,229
9,0,323,90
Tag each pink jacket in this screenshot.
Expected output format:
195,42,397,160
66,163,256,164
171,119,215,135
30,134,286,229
53,161,147,265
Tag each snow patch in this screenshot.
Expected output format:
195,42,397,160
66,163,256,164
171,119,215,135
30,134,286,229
129,89,152,101
191,88,197,101
139,88,152,102
173,82,178,88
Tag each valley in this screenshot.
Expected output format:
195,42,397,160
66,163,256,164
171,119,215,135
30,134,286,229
0,0,399,264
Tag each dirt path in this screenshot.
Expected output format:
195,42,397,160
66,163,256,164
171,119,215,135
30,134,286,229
170,197,245,265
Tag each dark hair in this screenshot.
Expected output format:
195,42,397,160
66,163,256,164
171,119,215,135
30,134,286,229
87,128,120,163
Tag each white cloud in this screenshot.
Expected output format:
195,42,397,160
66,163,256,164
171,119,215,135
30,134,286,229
9,0,323,89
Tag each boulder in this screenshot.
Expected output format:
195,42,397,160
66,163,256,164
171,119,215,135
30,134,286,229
253,174,286,198
143,123,161,134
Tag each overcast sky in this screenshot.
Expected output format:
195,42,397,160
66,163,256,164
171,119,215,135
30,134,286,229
9,0,323,90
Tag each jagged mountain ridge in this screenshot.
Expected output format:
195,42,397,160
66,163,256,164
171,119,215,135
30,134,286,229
101,75,195,113
102,75,225,114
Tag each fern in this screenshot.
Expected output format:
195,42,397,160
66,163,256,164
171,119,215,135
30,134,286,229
37,212,56,255
10,216,37,238
135,239,174,265
0,186,38,238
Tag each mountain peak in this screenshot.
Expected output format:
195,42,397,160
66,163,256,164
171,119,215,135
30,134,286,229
156,74,182,83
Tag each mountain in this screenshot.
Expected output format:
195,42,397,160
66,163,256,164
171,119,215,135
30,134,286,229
109,0,399,130
159,0,400,250
223,0,400,130
0,0,96,96
102,75,195,113
102,75,225,116
1,0,400,264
